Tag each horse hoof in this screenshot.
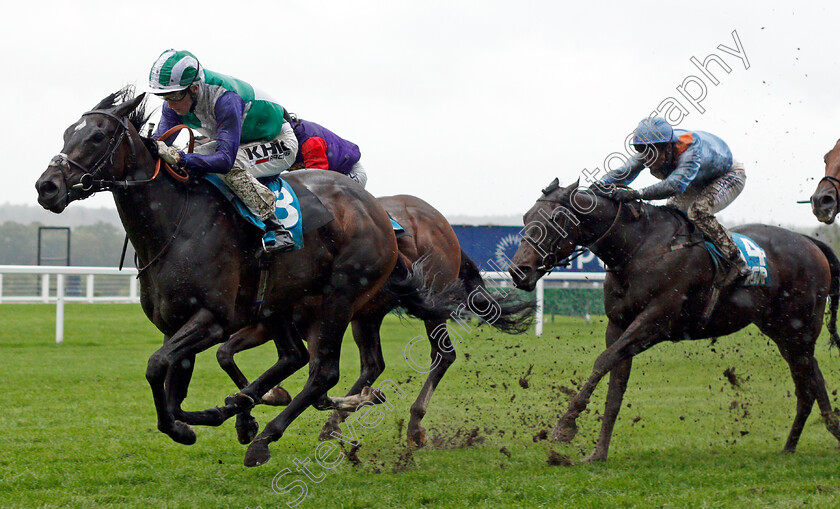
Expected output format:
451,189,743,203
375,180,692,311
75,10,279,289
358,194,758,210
244,439,272,467
168,420,197,445
236,415,259,445
225,392,255,410
582,451,606,463
261,386,292,406
407,427,427,449
552,418,577,443
319,422,340,442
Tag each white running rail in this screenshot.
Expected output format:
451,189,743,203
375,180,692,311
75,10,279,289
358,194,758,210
0,265,139,344
0,266,605,344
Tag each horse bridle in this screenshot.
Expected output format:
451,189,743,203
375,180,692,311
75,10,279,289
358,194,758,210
532,195,626,273
817,175,840,219
51,110,149,197
52,111,193,275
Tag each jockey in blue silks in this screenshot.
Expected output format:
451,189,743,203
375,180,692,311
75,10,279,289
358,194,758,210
599,116,750,286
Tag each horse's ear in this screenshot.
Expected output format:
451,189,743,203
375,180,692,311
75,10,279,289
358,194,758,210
569,178,580,190
92,92,118,111
541,177,560,195
113,93,146,118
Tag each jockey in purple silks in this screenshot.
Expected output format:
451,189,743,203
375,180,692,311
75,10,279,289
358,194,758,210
287,116,367,188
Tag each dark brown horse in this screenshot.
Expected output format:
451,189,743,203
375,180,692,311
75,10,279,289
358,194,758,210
810,138,840,223
34,87,449,467
510,179,840,461
216,194,535,448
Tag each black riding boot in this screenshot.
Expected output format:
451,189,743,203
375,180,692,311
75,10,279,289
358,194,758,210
262,215,295,253
722,252,751,287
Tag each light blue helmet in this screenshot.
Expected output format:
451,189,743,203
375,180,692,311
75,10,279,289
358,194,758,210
632,116,675,145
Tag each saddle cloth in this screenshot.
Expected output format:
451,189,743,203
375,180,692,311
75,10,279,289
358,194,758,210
704,233,771,287
205,174,333,250
205,174,405,248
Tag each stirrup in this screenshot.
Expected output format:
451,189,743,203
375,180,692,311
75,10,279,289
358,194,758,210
262,230,295,254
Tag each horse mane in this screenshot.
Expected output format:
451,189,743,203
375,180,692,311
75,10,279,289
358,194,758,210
92,85,152,133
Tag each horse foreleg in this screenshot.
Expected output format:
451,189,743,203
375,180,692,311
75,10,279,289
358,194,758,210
553,308,664,444
583,321,632,463
145,308,226,444
320,316,386,441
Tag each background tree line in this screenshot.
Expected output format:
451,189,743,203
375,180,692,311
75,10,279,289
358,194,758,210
1,203,839,267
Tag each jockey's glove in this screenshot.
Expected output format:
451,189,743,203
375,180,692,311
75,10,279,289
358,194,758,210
611,188,641,202
156,141,184,167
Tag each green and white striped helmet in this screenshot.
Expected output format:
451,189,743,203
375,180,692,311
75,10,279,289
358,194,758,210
148,49,203,94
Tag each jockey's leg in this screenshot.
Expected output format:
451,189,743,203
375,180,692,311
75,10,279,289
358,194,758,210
687,164,748,286
347,161,367,188
220,165,295,252
225,125,300,253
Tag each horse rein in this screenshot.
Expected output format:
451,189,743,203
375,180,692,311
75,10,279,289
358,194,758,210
533,194,627,272
51,112,197,275
53,113,193,196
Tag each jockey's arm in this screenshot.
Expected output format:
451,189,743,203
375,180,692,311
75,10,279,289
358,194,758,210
300,137,330,170
151,105,182,144
178,91,245,175
600,154,644,186
639,143,701,200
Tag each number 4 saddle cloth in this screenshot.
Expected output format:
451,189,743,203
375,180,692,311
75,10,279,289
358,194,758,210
704,233,770,287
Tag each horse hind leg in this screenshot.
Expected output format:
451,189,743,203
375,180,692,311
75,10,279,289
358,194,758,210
216,322,286,445
244,310,351,467
776,343,819,453
320,316,387,441
407,318,457,449
804,355,840,446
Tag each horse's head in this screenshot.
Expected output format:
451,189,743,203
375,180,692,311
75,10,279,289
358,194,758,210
36,88,148,213
810,139,840,224
509,178,607,291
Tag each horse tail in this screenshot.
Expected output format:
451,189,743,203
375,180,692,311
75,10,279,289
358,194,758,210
804,235,840,349
383,254,462,322
456,249,536,335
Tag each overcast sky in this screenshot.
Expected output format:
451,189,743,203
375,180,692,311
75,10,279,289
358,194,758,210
7,1,840,228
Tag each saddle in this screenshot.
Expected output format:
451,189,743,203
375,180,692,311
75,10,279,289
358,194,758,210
661,207,769,288
205,174,334,251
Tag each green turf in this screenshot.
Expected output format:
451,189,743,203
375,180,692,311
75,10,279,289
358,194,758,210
1,304,839,508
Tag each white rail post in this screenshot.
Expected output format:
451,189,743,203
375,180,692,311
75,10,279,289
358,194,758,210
130,276,138,302
56,274,65,344
536,278,544,337
0,273,3,303
86,274,94,303
41,274,50,302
